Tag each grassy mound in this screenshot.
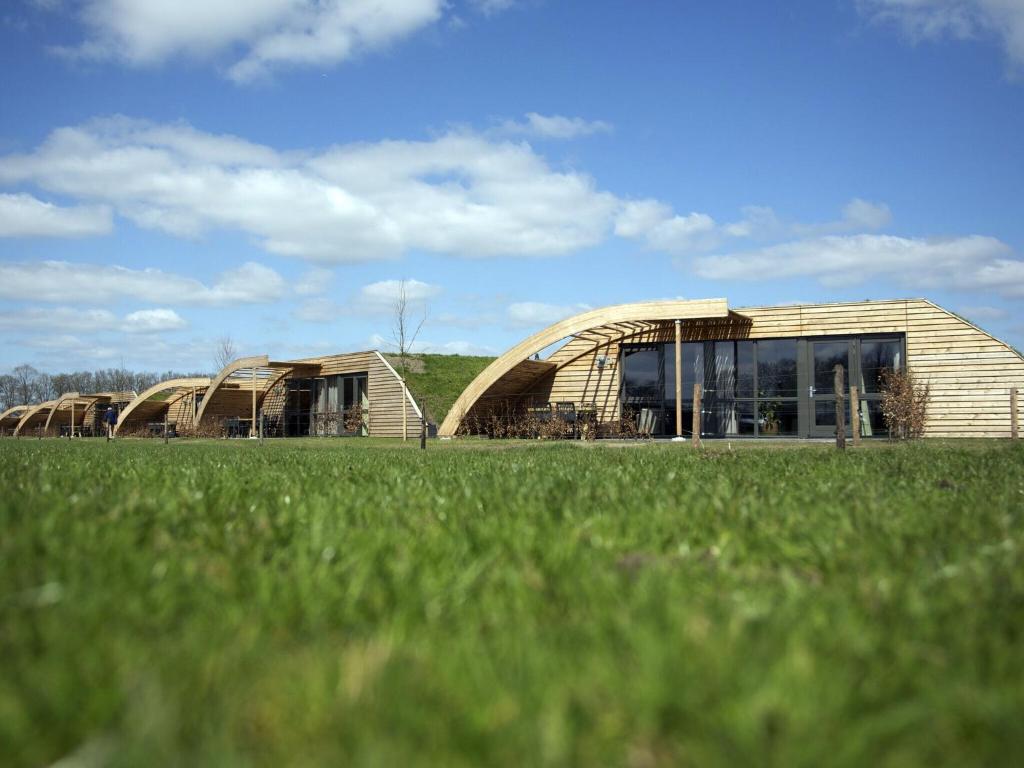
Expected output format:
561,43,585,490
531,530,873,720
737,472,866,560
386,353,495,425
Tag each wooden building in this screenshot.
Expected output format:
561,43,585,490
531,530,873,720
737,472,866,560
115,350,422,438
12,391,136,437
440,298,1024,439
0,405,30,436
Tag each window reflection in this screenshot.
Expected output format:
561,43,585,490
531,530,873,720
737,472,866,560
860,340,901,394
812,341,849,394
623,347,660,406
757,340,798,398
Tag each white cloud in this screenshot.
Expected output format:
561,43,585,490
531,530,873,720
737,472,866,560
619,197,893,254
122,308,187,333
292,298,340,322
498,113,613,139
470,0,518,16
693,233,1024,297
615,199,718,252
506,301,591,328
0,260,285,305
859,0,1024,70
294,267,334,296
368,332,492,355
841,198,892,230
0,305,186,334
0,193,112,237
52,0,446,82
291,278,440,322
360,278,441,305
0,117,620,261
0,307,118,333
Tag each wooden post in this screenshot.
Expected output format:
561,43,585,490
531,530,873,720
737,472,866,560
259,410,264,445
402,379,408,442
420,407,426,451
692,383,702,448
69,401,74,439
850,385,860,446
252,366,257,438
834,364,846,450
163,410,169,445
674,319,682,437
1012,388,1019,439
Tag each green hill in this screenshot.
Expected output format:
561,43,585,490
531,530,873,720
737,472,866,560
385,353,495,426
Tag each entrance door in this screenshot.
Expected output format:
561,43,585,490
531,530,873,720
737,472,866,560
807,340,852,437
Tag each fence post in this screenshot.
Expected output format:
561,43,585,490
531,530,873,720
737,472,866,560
850,385,860,446
692,383,702,448
1012,388,1019,440
420,408,426,450
164,411,169,445
834,364,846,450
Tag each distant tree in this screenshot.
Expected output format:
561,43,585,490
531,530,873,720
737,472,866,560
390,279,427,378
214,336,238,372
11,364,47,405
0,374,18,410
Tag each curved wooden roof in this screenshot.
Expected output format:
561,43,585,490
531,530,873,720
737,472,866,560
14,399,58,436
0,404,29,428
438,299,732,435
115,377,211,435
193,356,269,426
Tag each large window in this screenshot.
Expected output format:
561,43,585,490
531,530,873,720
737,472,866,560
857,338,901,436
620,334,903,438
285,373,368,437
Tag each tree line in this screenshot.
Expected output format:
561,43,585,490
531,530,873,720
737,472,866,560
0,364,210,412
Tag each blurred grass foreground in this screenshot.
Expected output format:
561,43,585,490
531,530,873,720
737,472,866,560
2,438,1023,766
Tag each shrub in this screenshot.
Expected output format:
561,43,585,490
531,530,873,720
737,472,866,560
880,368,930,439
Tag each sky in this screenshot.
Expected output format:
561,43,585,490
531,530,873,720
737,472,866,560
1,0,1022,374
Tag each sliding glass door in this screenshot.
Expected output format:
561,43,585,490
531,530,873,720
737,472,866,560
621,334,903,438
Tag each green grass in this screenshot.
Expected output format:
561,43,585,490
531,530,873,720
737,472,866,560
2,438,1023,767
388,353,495,424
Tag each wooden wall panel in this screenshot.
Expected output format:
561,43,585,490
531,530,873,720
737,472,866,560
269,351,421,438
485,299,1024,438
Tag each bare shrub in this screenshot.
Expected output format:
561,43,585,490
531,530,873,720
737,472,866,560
880,368,930,440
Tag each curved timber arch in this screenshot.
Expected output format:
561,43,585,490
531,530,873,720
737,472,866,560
0,405,29,434
0,404,29,422
43,392,85,434
115,377,212,435
14,399,58,436
193,356,269,427
439,299,732,436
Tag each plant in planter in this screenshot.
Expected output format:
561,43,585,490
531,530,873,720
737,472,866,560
758,400,781,435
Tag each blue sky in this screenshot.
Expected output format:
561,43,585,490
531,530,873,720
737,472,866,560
1,0,1022,373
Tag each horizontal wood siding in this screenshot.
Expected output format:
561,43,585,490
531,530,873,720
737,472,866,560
529,299,1024,438
271,351,419,438
904,300,1024,438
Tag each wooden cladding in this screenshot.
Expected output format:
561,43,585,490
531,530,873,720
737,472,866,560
445,299,1024,438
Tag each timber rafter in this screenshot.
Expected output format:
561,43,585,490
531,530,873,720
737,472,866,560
115,377,212,435
439,299,735,436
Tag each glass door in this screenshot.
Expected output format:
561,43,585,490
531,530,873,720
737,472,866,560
807,340,852,437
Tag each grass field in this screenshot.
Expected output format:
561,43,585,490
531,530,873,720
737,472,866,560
2,438,1023,766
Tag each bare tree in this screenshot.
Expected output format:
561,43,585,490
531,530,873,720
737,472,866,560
11,364,45,405
390,279,428,377
214,336,238,372
0,374,18,410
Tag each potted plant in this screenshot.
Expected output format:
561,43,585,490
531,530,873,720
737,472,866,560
759,400,780,435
